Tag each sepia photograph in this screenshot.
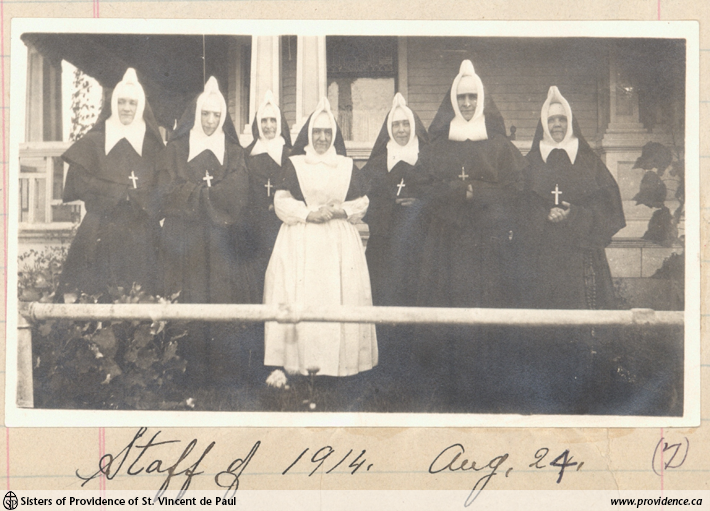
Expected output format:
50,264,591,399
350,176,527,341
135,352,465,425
5,19,699,427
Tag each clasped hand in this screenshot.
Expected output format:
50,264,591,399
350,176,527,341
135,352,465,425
548,201,571,223
307,201,347,223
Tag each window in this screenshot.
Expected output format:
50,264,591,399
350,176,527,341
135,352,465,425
326,37,397,144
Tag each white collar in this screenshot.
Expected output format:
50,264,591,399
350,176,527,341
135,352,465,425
188,77,227,165
105,68,147,155
539,86,579,164
448,60,488,142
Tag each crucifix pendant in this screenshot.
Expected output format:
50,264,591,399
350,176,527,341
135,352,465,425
396,178,406,197
265,178,273,197
551,183,562,205
459,166,469,181
128,171,138,189
203,170,213,187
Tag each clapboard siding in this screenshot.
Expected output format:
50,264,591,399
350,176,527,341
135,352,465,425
406,37,606,141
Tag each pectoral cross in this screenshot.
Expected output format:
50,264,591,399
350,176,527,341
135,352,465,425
396,178,406,197
551,184,562,205
459,166,469,181
128,171,138,189
203,170,213,187
265,178,273,197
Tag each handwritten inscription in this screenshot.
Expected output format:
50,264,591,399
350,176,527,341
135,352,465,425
429,443,586,507
429,443,510,507
76,428,214,498
652,436,690,476
71,427,632,504
282,446,373,476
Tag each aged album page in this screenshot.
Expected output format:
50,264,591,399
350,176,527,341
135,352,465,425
0,1,708,509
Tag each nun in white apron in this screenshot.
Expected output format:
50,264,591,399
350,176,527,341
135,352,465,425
263,98,377,378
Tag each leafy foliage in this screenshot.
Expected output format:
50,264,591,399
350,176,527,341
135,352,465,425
18,247,68,303
69,68,100,142
31,286,190,410
19,247,190,410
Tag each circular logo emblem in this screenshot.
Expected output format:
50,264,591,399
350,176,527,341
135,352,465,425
2,491,18,511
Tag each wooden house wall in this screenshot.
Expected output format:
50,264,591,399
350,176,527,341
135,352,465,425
405,37,608,142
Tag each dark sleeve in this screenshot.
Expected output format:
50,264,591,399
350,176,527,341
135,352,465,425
566,162,626,248
159,140,202,220
207,145,250,226
345,163,370,200
62,135,130,211
494,135,527,191
127,138,165,219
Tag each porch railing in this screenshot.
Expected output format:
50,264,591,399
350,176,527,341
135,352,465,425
16,302,684,408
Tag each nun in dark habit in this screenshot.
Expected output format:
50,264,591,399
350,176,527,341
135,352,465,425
362,92,431,307
242,90,293,300
416,60,527,310
59,68,164,299
160,76,255,387
412,60,527,412
510,86,626,415
522,86,625,310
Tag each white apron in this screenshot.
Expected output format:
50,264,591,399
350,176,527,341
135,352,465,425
263,155,377,376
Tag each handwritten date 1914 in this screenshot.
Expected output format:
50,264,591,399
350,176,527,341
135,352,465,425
283,446,374,477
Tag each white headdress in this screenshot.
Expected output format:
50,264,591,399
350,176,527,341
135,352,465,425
304,97,339,167
385,93,419,171
250,90,286,164
539,86,579,164
105,68,147,155
448,60,487,142
188,76,227,165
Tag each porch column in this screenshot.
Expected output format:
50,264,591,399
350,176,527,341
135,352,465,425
249,36,282,131
296,35,327,131
25,43,62,143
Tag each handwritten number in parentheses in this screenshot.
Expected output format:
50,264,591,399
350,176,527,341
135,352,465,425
549,450,578,484
529,448,549,469
652,437,689,477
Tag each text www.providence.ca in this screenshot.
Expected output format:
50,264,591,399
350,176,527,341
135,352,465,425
610,497,703,507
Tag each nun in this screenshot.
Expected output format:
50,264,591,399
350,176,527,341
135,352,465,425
263,97,377,379
416,60,527,310
160,76,254,386
412,60,527,411
59,68,164,299
243,90,293,300
522,86,625,309
362,92,431,307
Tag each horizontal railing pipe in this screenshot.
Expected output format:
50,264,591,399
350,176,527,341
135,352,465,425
20,302,684,327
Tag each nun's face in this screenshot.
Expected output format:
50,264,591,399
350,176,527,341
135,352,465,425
457,94,477,121
261,117,278,140
547,103,568,143
312,112,333,155
201,95,222,137
391,108,411,146
117,97,138,125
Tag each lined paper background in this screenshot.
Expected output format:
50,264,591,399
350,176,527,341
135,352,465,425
0,1,708,499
